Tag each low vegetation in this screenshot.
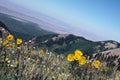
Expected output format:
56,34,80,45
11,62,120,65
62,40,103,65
0,34,120,80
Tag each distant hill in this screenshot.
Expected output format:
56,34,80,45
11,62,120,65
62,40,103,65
0,13,119,55
36,34,120,55
0,13,54,40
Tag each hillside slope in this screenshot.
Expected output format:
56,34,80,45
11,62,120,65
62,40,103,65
36,34,120,54
0,13,119,55
0,13,53,40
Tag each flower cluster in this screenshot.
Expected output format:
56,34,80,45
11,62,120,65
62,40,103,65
2,34,22,47
67,49,87,65
67,49,101,69
0,34,23,77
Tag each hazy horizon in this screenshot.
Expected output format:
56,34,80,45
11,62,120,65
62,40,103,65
0,0,120,42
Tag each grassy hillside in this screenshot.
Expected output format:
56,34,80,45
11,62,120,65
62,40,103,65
36,34,120,55
0,13,54,40
36,34,101,54
0,13,119,55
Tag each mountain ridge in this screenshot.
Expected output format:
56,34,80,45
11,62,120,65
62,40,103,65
36,34,120,54
0,13,119,55
0,13,54,40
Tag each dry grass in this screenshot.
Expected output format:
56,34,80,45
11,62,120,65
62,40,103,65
0,34,120,80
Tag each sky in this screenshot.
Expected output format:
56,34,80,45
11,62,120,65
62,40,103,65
3,0,120,42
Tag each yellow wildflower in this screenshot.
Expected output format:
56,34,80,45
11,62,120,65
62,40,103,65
40,49,44,54
16,38,22,45
79,56,87,65
16,61,19,64
74,53,82,60
14,61,19,68
5,57,9,62
2,40,8,46
74,49,83,60
92,60,101,69
67,54,74,61
7,34,14,41
74,49,83,56
58,76,62,80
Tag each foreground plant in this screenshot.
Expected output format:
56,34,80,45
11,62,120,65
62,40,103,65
0,34,73,80
0,34,120,80
67,49,119,80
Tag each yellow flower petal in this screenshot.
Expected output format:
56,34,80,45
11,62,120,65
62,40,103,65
40,49,44,54
2,40,8,46
75,49,83,56
74,53,82,60
74,49,83,60
67,54,74,61
5,57,9,62
15,61,19,65
7,34,14,41
79,56,87,65
92,60,101,69
16,38,22,45
14,61,19,68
